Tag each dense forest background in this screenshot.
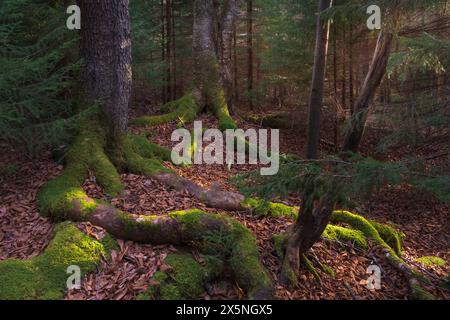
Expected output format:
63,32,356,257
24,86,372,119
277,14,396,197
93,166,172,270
0,0,449,301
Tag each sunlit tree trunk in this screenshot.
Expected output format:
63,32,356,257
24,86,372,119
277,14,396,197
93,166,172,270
305,0,332,159
341,31,393,153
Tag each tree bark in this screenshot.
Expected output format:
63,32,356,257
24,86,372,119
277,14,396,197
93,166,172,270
220,0,244,113
281,177,338,287
79,0,132,136
341,31,394,153
305,0,332,159
192,0,238,130
247,0,254,110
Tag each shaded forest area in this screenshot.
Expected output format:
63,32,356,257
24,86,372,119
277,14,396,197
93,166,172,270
0,0,449,301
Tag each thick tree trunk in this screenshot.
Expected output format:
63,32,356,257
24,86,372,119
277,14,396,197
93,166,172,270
341,31,393,153
305,0,332,159
79,0,132,136
192,0,237,130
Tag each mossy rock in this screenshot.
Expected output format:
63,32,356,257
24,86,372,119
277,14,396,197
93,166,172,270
0,222,112,300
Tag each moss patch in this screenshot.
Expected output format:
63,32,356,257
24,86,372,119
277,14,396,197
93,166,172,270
416,256,446,267
0,222,111,300
138,253,210,300
131,94,199,128
371,221,404,255
322,225,368,249
241,198,298,219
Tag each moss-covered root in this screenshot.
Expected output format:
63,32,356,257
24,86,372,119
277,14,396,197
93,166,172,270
39,127,123,220
227,220,272,300
131,94,200,128
241,198,298,219
138,253,213,300
331,211,436,300
322,225,368,249
330,211,401,257
0,222,113,300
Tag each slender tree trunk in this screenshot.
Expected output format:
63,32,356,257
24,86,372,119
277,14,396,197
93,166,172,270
79,0,132,137
247,0,254,110
220,0,244,114
305,0,332,159
341,31,394,153
333,20,339,149
233,25,238,102
161,0,166,104
171,0,177,99
349,21,354,113
166,0,172,101
341,26,346,109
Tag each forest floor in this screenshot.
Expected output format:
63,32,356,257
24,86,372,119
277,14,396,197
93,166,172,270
0,110,449,300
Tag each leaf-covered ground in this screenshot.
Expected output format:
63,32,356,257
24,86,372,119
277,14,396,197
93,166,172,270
0,114,448,300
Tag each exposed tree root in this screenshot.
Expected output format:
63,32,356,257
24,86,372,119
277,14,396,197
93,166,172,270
131,94,200,128
0,222,115,300
257,203,435,299
37,120,271,299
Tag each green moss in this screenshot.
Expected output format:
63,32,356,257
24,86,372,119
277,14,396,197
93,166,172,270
38,123,123,219
139,253,209,300
131,94,199,128
0,222,110,300
416,256,446,267
272,233,288,259
411,283,436,300
371,221,404,256
242,198,298,219
302,255,321,283
331,211,392,250
228,220,272,298
128,134,172,161
90,146,123,195
322,225,368,249
125,148,173,176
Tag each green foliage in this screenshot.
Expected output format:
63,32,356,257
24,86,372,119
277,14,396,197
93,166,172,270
234,152,449,207
0,0,84,150
254,0,316,104
0,222,110,300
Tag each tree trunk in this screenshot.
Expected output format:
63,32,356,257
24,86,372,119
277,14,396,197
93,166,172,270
79,0,132,136
220,0,244,114
280,177,338,287
341,31,393,153
247,0,254,110
305,0,332,159
161,0,167,104
192,0,238,130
